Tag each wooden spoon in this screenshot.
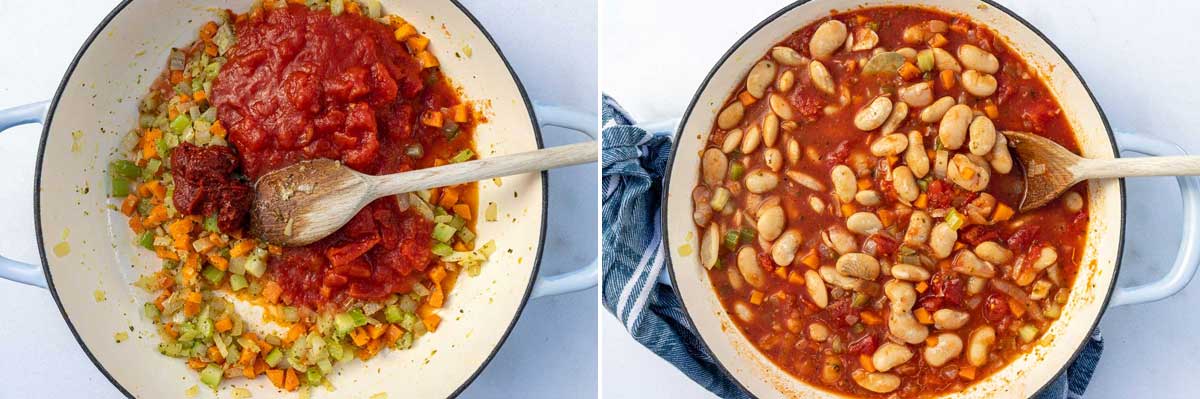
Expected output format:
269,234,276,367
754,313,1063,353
251,141,597,246
1005,131,1200,211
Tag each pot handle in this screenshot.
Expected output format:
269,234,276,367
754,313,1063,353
0,101,49,288
1108,132,1200,307
529,103,598,298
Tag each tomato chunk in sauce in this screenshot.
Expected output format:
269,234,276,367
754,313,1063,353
211,4,475,309
693,7,1087,397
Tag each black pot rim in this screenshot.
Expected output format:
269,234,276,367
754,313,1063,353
660,1,1123,398
32,1,548,397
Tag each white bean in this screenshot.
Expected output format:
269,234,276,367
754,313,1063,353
771,46,809,66
726,262,746,291
808,322,830,342
746,60,777,99
884,280,929,344
854,97,894,131
852,370,901,394
787,138,801,165
870,133,908,157
919,96,956,123
836,253,881,280
851,27,880,51
948,154,991,192
932,47,961,72
904,211,932,246
744,169,779,193
756,205,785,241
733,301,754,323
933,149,950,179
737,246,767,289
892,166,919,203
938,104,973,150
809,20,848,59
898,82,933,107
1063,191,1084,212
809,195,826,213
717,102,744,130
929,222,957,259
855,190,882,206
805,269,829,308
961,70,998,97
923,333,964,367
763,148,783,172
762,113,780,147
769,93,795,120
957,44,999,74
967,326,996,367
952,250,996,278
819,265,865,291
772,229,802,266
880,102,908,135
891,264,931,282
776,70,795,92
787,170,826,191
846,212,883,235
831,165,857,202
700,223,720,269
809,60,836,95
824,226,859,255
721,128,743,153
974,241,1013,264
741,125,761,154
933,309,970,330
990,131,1013,174
968,115,997,155
1034,246,1059,271
872,342,913,372
701,148,728,186
906,130,930,178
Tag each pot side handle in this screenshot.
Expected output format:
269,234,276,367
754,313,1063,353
1109,132,1200,307
529,103,598,298
0,101,49,289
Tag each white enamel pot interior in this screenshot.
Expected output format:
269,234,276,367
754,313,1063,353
0,0,595,398
664,0,1195,398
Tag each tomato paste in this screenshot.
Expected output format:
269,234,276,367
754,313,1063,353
170,142,253,232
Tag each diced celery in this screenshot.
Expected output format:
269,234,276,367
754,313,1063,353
456,227,476,244
365,0,381,18
399,312,418,332
945,208,966,231
709,187,731,211
722,230,740,251
138,231,155,250
432,223,457,243
306,368,322,386
1018,324,1039,343
348,308,367,327
143,159,162,180
204,214,220,233
917,50,935,72
450,149,474,163
384,304,403,323
143,302,161,320
155,137,169,159
434,214,454,224
110,160,142,179
431,242,453,257
317,358,332,375
330,0,344,15
283,306,300,322
109,175,131,197
201,265,225,285
243,253,266,278
395,332,413,349
448,215,467,230
197,317,214,339
170,114,191,133
199,364,223,389
264,348,283,367
727,162,745,181
229,274,248,291
738,228,756,244
327,339,347,361
137,198,153,216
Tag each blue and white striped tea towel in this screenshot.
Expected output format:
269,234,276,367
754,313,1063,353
600,95,1103,399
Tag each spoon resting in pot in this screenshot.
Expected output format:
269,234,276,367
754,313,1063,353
1004,131,1200,211
250,141,597,246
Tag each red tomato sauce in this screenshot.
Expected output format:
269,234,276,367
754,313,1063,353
211,4,474,309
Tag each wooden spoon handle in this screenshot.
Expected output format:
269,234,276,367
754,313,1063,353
369,141,597,196
1077,156,1200,180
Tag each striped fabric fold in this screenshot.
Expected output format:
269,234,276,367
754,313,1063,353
600,95,1101,399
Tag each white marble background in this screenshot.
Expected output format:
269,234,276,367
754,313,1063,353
601,0,1200,398
0,0,598,398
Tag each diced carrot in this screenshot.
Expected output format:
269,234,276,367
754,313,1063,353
230,239,257,258
210,120,226,138
877,209,895,228
208,254,229,271
393,24,417,42
145,180,167,200
984,102,1000,119
928,33,948,48
384,324,404,347
418,304,441,332
452,204,472,220
188,358,207,370
215,316,233,333
368,323,387,339
841,203,856,217
344,0,361,14
961,166,976,179
748,290,765,305
268,244,283,256
774,266,788,280
914,307,933,324
992,202,1015,222
199,21,218,40
800,249,820,269
787,270,806,286
186,291,203,303
860,354,876,373
421,110,444,128
940,69,956,90
128,215,145,234
451,104,469,123
141,129,162,160
143,205,169,228
914,193,928,209
926,336,939,347
155,246,179,261
429,264,447,284
184,301,200,317
263,281,283,303
243,364,257,379
417,51,439,69
1009,299,1027,317
266,369,285,388
439,187,460,209
238,347,256,366
284,368,300,391
350,327,370,346
860,311,883,325
737,91,757,106
283,324,304,346
428,284,445,308
857,178,872,190
958,365,977,380
898,62,921,80
208,345,224,363
406,35,430,52
193,89,207,103
163,322,179,339
120,194,139,216
170,70,185,84
168,107,180,121
915,281,929,293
